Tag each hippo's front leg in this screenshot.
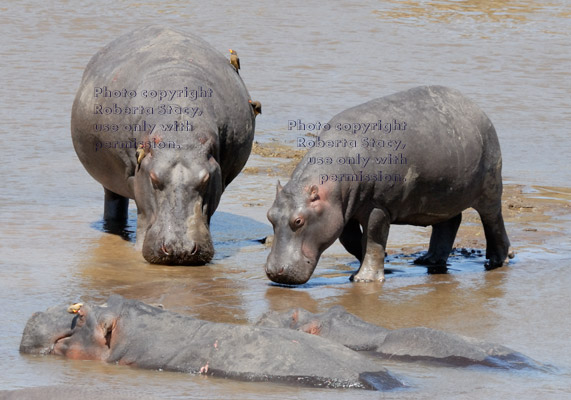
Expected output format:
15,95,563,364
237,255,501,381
102,188,129,236
350,208,390,283
103,188,129,223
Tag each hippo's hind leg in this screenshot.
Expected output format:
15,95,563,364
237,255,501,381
339,219,363,262
414,213,462,267
103,187,129,232
473,173,513,269
475,205,512,269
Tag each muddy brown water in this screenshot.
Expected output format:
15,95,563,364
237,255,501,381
1,1,570,398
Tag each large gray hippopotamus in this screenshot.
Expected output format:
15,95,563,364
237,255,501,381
71,26,255,265
266,86,512,284
20,295,403,391
19,296,543,394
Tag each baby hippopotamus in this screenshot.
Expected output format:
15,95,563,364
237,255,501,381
265,86,512,284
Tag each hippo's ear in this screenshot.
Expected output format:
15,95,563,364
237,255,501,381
74,304,90,328
276,180,283,195
309,185,319,202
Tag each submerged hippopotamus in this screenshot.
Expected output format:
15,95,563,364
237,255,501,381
20,296,544,394
256,307,545,370
265,86,512,284
20,295,404,391
71,26,256,265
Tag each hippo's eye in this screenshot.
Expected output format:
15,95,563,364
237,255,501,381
291,216,305,230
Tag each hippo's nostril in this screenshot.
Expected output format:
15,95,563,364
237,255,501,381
160,242,170,256
190,243,199,256
277,267,285,275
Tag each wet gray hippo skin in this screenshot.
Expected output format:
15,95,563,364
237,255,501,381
20,295,404,391
71,26,256,265
256,307,545,370
265,86,512,284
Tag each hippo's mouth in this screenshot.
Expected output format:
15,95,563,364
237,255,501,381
143,242,214,265
266,257,317,285
50,333,73,355
142,225,215,266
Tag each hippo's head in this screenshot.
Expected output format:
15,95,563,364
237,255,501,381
265,181,344,285
20,296,167,364
134,133,222,265
20,301,118,361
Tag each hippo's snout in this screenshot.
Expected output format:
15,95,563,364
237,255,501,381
265,258,314,285
160,241,199,257
143,236,214,265
20,306,76,355
142,200,215,265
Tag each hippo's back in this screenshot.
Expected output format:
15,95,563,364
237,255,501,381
295,86,502,223
323,85,500,174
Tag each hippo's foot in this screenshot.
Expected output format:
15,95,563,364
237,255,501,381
508,249,515,260
485,248,515,270
350,268,385,283
413,252,448,266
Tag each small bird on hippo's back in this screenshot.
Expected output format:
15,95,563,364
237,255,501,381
229,49,240,72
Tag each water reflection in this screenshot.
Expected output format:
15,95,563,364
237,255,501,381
76,211,272,322
90,212,137,242
264,286,322,313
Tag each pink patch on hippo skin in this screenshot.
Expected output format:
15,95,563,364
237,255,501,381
214,340,218,350
199,363,209,374
305,183,331,215
64,347,87,360
300,320,322,336
313,180,334,200
291,310,299,326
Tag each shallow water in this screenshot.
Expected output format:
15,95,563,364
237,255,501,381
1,0,570,398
